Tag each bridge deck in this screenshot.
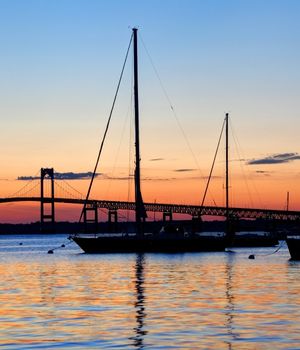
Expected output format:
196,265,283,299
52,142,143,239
1,197,300,221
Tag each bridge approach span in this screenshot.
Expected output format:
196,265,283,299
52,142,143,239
0,197,300,221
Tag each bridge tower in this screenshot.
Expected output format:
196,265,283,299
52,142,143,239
40,168,55,232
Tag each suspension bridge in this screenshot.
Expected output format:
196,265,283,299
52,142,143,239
1,168,300,229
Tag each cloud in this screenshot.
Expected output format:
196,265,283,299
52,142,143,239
149,158,164,162
102,174,133,181
55,172,100,180
173,168,196,172
103,174,175,182
255,170,272,176
247,153,300,165
143,177,176,182
17,172,100,181
18,176,40,181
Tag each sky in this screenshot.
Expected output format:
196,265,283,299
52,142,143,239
0,0,300,223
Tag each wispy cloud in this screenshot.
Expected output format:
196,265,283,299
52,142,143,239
174,168,196,172
17,172,100,181
247,153,300,165
102,174,175,182
102,174,133,181
17,176,40,181
255,170,272,176
149,158,164,162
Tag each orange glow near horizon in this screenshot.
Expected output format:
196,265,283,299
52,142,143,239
0,165,299,223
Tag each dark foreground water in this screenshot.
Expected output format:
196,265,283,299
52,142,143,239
0,234,299,349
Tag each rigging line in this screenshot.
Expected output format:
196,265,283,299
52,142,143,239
139,34,217,205
47,32,133,252
229,119,263,208
250,241,285,259
78,33,133,224
229,121,254,208
200,118,226,210
139,35,200,165
103,87,133,200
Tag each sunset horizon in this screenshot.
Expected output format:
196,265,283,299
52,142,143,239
1,1,299,223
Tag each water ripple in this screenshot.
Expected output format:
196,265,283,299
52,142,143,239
0,235,300,349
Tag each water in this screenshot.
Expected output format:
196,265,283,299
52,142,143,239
0,234,300,349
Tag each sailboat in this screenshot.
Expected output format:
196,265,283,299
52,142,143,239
71,28,227,253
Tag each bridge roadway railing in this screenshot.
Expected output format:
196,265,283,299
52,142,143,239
1,197,300,221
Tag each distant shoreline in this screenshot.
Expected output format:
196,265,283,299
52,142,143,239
0,219,296,237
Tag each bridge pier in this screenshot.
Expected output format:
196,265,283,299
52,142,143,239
192,213,202,233
108,209,118,233
40,168,55,232
83,202,98,233
163,211,173,222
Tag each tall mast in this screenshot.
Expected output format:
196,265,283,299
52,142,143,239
225,113,229,234
133,27,145,235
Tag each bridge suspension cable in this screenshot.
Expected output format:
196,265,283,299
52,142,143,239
7,170,40,198
52,172,84,200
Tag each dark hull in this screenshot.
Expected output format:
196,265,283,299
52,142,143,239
286,237,300,260
72,234,227,253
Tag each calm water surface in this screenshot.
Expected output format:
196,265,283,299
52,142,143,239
0,234,299,349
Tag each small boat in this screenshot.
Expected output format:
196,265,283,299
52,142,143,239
71,28,227,253
286,236,300,260
230,231,278,247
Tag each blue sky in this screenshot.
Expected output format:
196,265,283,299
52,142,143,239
0,0,300,211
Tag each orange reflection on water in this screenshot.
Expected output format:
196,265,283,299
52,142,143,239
1,243,300,349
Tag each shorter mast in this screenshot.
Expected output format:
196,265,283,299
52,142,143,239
225,113,230,237
225,113,229,221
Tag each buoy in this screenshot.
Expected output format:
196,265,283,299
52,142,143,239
248,254,255,259
48,250,54,254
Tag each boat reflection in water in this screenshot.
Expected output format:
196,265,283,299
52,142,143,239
129,254,147,348
224,253,238,350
